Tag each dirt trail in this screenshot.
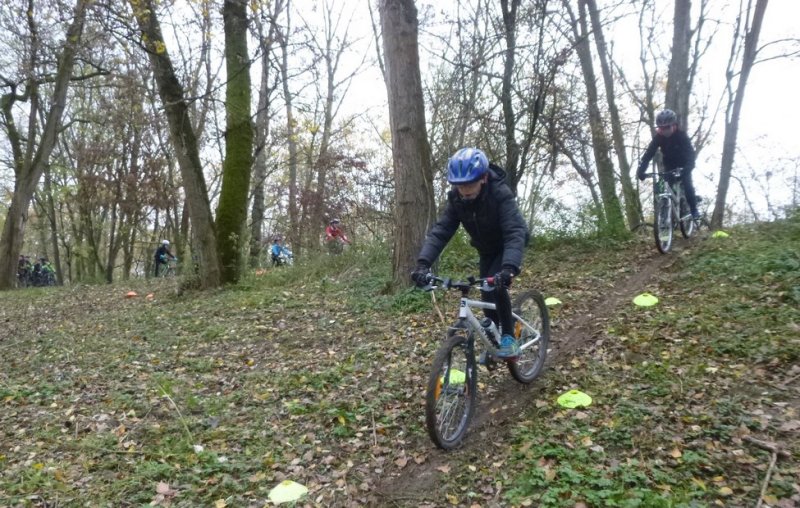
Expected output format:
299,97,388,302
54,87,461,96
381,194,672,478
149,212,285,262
374,243,685,505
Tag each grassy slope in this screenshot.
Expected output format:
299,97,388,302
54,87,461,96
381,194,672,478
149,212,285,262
0,217,797,507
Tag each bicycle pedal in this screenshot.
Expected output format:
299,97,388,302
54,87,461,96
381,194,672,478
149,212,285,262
478,352,498,370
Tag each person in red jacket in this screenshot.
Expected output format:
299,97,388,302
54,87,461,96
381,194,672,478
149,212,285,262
324,219,350,253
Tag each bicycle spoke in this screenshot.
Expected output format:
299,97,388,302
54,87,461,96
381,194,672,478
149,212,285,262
425,333,476,449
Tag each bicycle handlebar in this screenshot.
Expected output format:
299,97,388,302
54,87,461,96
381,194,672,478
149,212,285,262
420,273,503,292
641,167,684,179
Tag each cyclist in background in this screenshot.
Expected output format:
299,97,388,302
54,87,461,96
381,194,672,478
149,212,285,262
637,109,700,220
154,239,176,277
324,219,350,253
411,147,529,359
270,236,292,266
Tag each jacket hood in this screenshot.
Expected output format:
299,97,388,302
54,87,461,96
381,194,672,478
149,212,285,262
487,162,508,183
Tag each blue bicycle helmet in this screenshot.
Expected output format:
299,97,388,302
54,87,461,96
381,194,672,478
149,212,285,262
447,148,489,184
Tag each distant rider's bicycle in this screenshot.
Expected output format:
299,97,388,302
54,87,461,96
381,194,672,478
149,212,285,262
157,257,178,277
418,274,550,449
642,168,697,253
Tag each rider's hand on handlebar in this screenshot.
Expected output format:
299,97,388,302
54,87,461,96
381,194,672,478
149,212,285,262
493,266,516,288
411,263,432,287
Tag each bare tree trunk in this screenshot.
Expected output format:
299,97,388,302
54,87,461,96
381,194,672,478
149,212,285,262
249,0,283,267
277,2,301,257
665,0,692,126
583,0,639,229
566,0,627,237
129,0,221,287
712,0,768,228
379,0,436,287
0,0,87,290
499,0,521,193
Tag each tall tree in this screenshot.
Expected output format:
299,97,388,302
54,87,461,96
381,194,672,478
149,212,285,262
712,0,769,228
564,0,627,236
0,0,88,290
499,0,521,193
276,1,301,257
249,0,284,267
583,0,639,229
215,0,253,284
128,0,221,287
665,0,692,126
379,0,436,287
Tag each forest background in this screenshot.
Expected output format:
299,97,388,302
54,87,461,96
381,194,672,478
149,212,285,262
0,0,798,290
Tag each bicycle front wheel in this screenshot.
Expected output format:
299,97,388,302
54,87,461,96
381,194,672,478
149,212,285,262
679,193,695,238
508,291,550,383
654,197,673,253
425,331,477,450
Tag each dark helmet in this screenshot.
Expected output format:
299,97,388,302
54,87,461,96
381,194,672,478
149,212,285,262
447,148,489,184
655,109,678,127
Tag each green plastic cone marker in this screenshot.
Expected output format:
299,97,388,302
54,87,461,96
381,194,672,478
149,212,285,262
557,389,592,408
268,480,309,504
440,369,466,385
544,297,562,306
712,230,730,238
633,292,658,307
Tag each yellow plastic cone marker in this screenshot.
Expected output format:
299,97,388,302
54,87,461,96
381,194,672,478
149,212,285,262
712,230,730,238
557,389,592,408
268,480,308,505
440,369,466,385
633,292,659,307
544,297,562,306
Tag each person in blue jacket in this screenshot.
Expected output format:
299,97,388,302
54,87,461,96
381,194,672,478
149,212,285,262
411,147,529,359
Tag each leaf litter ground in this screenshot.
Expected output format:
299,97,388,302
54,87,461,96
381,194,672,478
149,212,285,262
0,220,798,507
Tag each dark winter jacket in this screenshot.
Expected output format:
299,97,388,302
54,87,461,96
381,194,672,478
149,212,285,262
154,245,173,263
417,164,529,273
638,129,696,177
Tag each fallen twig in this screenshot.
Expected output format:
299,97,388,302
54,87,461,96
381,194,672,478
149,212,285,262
743,435,791,508
743,435,790,458
431,291,445,324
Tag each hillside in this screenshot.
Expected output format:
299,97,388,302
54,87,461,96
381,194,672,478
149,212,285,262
0,216,798,507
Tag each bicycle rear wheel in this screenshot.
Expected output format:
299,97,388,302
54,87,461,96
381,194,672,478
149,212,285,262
678,192,695,238
507,291,550,383
425,331,477,450
654,197,673,253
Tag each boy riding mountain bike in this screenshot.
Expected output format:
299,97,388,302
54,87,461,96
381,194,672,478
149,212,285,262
411,147,530,359
637,109,700,220
154,239,177,277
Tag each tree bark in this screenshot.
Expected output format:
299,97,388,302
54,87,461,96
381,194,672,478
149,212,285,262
379,0,436,287
712,0,768,228
129,0,221,287
216,0,254,283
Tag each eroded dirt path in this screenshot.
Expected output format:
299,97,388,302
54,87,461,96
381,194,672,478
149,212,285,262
373,241,686,505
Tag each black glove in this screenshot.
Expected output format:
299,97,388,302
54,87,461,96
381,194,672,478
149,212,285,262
494,266,516,288
411,263,431,287
637,165,647,181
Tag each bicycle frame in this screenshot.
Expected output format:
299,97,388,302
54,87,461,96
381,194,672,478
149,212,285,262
653,172,679,218
455,291,542,353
